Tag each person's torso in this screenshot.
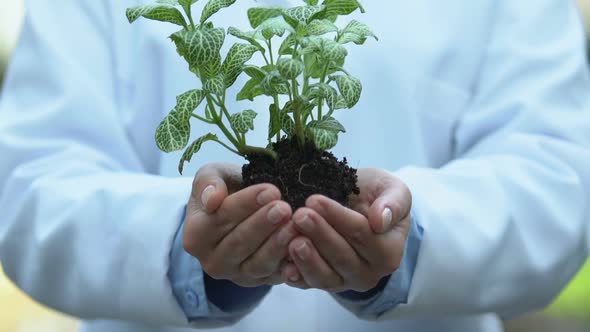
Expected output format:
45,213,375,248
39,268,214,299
90,0,500,331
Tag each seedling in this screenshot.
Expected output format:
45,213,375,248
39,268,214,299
127,0,376,208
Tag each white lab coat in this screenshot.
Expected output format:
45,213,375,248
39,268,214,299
0,0,589,331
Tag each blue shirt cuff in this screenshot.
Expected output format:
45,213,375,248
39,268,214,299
167,206,271,321
335,211,424,318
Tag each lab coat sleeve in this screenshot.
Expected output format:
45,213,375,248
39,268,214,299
0,1,246,328
378,0,590,319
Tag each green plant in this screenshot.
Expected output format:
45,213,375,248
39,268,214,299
127,0,376,174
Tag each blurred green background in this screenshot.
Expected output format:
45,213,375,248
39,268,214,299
0,1,588,331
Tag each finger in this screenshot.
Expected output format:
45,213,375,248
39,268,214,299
214,200,291,269
288,237,343,290
367,184,412,234
184,184,282,258
305,195,377,264
191,163,241,213
281,262,309,290
240,221,299,278
292,208,366,281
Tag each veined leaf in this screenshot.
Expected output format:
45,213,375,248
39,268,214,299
237,77,264,101
261,70,290,96
201,0,236,24
229,109,257,134
176,89,205,122
308,83,338,110
257,16,294,39
338,20,377,44
279,111,295,136
178,133,217,174
156,0,180,5
204,73,226,95
242,65,267,81
303,0,319,5
306,19,338,35
170,27,225,68
306,125,338,150
282,5,324,26
222,43,259,88
279,34,297,55
247,7,283,28
301,37,347,63
277,57,304,79
200,52,222,80
126,4,187,27
227,27,265,52
307,116,346,133
178,0,198,15
155,108,191,153
323,0,363,16
331,74,362,108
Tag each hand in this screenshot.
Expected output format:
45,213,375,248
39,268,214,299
183,163,298,287
281,168,412,293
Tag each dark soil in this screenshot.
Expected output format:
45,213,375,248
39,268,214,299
242,137,359,210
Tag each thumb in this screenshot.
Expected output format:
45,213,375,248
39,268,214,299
367,185,412,234
191,163,241,213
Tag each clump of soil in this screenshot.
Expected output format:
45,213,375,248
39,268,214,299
242,137,359,210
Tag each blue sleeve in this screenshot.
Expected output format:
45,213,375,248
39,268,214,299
335,211,424,318
167,207,271,321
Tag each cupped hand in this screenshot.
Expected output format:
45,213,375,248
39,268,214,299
281,168,412,293
183,163,299,287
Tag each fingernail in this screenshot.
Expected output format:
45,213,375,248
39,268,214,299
267,204,286,225
294,215,314,232
257,189,276,206
276,227,294,246
382,208,393,231
201,185,215,207
295,241,310,261
289,274,300,282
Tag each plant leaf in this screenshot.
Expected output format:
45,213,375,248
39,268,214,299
242,65,267,80
126,4,187,27
155,108,191,153
338,19,377,44
308,83,338,110
200,52,222,80
306,125,338,150
331,74,362,108
279,111,295,136
222,43,259,87
303,0,319,5
201,0,236,24
247,7,283,28
178,0,198,15
227,27,265,52
204,73,226,95
322,0,363,17
257,16,294,39
282,6,324,26
229,109,257,134
170,26,225,68
307,116,346,133
237,77,264,101
268,104,281,139
261,70,290,96
277,57,304,79
178,133,218,174
176,89,205,122
279,34,298,55
306,19,338,36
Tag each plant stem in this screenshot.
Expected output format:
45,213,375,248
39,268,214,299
206,95,241,150
191,113,214,124
241,145,278,159
213,138,240,155
267,39,275,65
317,62,330,120
186,6,196,29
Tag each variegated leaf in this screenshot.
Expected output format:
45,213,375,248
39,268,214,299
331,74,362,108
229,109,258,134
222,43,259,87
201,0,236,23
247,7,283,28
277,57,304,79
155,108,191,153
282,5,324,26
227,27,265,52
306,19,338,36
170,27,225,68
178,133,217,174
126,4,187,27
176,89,205,122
